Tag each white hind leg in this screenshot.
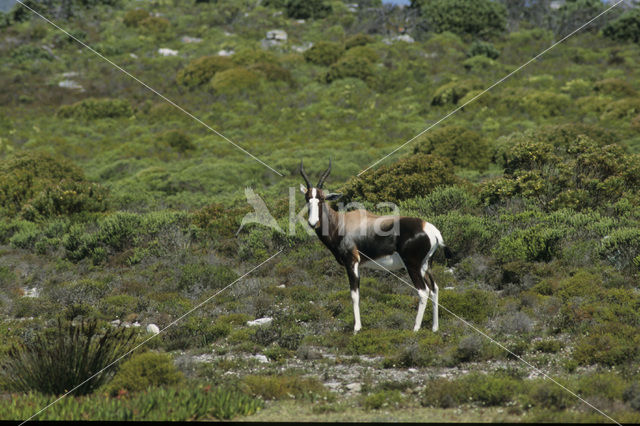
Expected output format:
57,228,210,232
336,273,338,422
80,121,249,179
414,288,430,332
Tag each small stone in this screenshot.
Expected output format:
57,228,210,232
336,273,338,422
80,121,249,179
251,354,269,363
132,321,141,327
277,284,286,288
247,317,273,326
129,53,138,59
158,48,178,56
111,319,121,326
217,49,234,56
266,29,287,42
181,36,202,43
146,323,160,335
346,382,361,392
58,80,84,91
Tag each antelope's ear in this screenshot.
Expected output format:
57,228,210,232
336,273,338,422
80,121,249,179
299,183,307,194
325,193,342,201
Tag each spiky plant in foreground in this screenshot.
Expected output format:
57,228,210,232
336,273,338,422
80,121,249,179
1,318,136,395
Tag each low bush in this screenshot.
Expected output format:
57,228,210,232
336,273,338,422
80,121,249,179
415,0,507,39
524,379,575,410
176,56,234,87
493,225,566,263
210,68,262,94
341,154,458,204
123,8,149,27
57,98,133,120
241,374,325,400
345,33,374,49
413,125,490,169
467,41,499,59
160,130,195,153
303,41,344,66
138,16,170,37
431,80,479,106
603,8,640,43
1,319,136,395
593,78,636,97
363,389,404,410
325,55,375,84
10,45,53,63
104,351,183,396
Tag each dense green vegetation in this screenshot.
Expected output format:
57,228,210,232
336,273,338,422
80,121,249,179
1,0,640,422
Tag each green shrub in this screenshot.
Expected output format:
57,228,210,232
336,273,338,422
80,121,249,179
138,16,170,36
241,374,325,400
347,330,413,356
363,389,404,410
462,55,502,72
573,326,639,366
1,319,136,395
0,152,107,219
561,78,592,97
303,41,344,66
415,0,507,39
598,227,640,270
249,62,293,85
462,372,521,406
601,98,640,120
160,130,195,152
440,289,494,323
123,8,149,27
520,91,571,118
594,78,636,97
431,212,492,259
493,225,566,263
431,79,479,106
104,351,184,396
401,185,479,216
210,68,262,94
421,377,467,408
533,339,564,353
345,33,374,49
343,45,378,63
524,380,574,410
176,56,234,87
325,55,375,84
603,9,640,43
413,125,490,169
57,98,133,120
10,45,53,63
285,0,331,19
342,154,458,204
467,40,499,59
178,263,238,293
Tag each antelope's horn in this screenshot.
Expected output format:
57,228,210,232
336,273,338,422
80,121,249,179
317,158,331,189
300,160,312,188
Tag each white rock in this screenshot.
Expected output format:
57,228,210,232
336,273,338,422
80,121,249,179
325,381,341,389
346,382,361,392
296,19,305,24
395,34,415,43
129,53,138,59
146,323,160,334
58,80,84,91
247,317,273,326
61,71,79,78
346,3,358,12
251,354,269,363
132,321,141,327
22,287,39,298
292,42,313,53
217,49,234,56
444,286,455,290
158,48,178,56
277,284,286,288
266,29,287,42
111,319,121,326
181,36,202,43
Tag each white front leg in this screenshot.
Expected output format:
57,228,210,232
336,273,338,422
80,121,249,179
414,288,430,332
432,283,439,332
351,289,361,333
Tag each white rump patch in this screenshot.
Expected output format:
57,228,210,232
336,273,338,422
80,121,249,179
361,252,405,271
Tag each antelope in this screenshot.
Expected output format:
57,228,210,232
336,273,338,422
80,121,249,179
299,160,452,333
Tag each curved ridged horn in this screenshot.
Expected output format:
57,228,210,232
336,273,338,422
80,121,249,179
300,160,312,188
317,159,331,189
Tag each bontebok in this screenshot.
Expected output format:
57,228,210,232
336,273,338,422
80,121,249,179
300,160,452,333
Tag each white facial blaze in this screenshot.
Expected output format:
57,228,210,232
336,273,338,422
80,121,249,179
308,188,320,227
